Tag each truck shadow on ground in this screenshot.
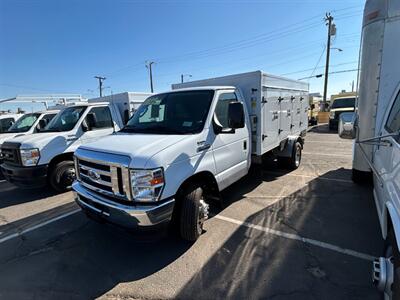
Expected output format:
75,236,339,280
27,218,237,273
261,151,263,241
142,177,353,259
178,167,383,300
0,165,384,299
0,181,57,209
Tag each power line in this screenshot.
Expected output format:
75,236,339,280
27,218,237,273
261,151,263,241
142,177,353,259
298,68,359,80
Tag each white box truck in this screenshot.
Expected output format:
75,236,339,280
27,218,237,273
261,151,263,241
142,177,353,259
1,92,151,192
72,71,308,241
337,0,400,298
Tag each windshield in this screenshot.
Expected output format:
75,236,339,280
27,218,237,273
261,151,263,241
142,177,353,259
331,98,356,109
43,106,87,132
7,113,40,133
121,90,215,134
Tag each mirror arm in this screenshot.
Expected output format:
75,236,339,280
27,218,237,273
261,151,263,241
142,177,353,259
357,131,399,146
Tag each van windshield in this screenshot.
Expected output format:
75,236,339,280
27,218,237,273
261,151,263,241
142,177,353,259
331,98,356,109
121,90,215,134
7,113,40,133
42,106,86,132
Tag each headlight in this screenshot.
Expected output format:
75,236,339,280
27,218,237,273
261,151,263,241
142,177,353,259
20,148,40,166
329,111,335,119
130,168,164,202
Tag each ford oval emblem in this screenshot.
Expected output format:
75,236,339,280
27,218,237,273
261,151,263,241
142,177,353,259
87,169,100,181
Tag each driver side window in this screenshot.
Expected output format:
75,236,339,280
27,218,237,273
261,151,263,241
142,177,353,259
385,90,400,143
215,92,237,129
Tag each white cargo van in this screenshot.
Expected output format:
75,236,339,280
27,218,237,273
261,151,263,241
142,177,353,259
1,92,151,192
72,71,309,241
337,0,400,298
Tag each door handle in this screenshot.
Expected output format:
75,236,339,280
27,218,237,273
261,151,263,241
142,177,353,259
197,141,211,152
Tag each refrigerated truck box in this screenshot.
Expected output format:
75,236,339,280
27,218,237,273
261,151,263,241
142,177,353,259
172,70,309,157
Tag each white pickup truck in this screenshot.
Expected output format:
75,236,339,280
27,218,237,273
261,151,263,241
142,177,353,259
338,0,400,298
1,92,151,192
0,110,59,149
0,114,22,133
72,71,309,241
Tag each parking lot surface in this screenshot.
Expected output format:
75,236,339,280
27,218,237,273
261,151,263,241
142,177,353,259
0,125,383,300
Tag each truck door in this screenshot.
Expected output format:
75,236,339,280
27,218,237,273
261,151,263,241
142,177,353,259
80,106,115,144
373,89,400,220
262,88,280,149
212,91,249,190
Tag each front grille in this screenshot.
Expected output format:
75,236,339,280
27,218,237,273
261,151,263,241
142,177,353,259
75,154,132,202
1,143,21,165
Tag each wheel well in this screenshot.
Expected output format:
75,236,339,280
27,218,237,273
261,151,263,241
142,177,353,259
176,171,220,200
48,152,74,174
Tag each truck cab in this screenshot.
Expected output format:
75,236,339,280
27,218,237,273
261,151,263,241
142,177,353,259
0,110,58,156
328,96,356,130
1,93,151,192
0,114,22,133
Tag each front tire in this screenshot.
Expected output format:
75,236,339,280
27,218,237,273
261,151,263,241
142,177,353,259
179,184,209,242
49,160,76,193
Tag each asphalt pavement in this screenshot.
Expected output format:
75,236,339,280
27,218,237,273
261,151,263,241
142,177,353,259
0,125,383,300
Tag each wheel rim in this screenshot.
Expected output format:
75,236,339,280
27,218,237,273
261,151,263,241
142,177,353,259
385,246,395,299
198,199,209,231
295,145,301,167
60,167,76,189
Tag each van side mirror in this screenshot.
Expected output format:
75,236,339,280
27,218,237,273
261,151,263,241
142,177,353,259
228,102,245,129
338,112,356,139
82,113,96,132
36,119,47,132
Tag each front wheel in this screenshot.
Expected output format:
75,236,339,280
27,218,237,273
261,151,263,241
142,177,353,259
179,184,209,242
49,160,76,193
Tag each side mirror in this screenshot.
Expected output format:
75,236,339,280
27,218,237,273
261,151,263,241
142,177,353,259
35,119,47,132
338,112,356,139
228,102,245,129
83,113,96,132
310,104,315,110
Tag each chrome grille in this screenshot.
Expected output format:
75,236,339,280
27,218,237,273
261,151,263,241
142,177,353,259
0,143,20,165
74,149,132,202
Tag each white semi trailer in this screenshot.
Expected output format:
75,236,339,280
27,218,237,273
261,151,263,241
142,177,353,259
338,0,400,298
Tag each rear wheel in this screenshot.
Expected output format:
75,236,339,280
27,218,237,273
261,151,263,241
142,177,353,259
49,160,76,193
383,230,400,299
179,184,209,242
278,141,302,170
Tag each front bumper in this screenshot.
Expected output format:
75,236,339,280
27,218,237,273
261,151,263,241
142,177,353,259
72,181,175,229
1,163,48,188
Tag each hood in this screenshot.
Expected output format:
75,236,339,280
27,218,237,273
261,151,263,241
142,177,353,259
81,132,191,168
5,132,66,149
0,133,21,146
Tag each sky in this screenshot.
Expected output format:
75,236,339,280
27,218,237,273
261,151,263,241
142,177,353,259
0,0,364,112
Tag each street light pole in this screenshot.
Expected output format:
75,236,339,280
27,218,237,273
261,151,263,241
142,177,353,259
146,61,155,93
322,13,334,112
181,74,192,83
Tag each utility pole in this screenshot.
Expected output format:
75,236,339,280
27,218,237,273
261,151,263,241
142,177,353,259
94,76,106,97
146,61,155,93
351,80,355,92
322,13,334,112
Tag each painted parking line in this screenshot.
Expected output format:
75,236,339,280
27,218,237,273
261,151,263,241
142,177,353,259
0,180,6,183
0,209,81,244
214,214,376,261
